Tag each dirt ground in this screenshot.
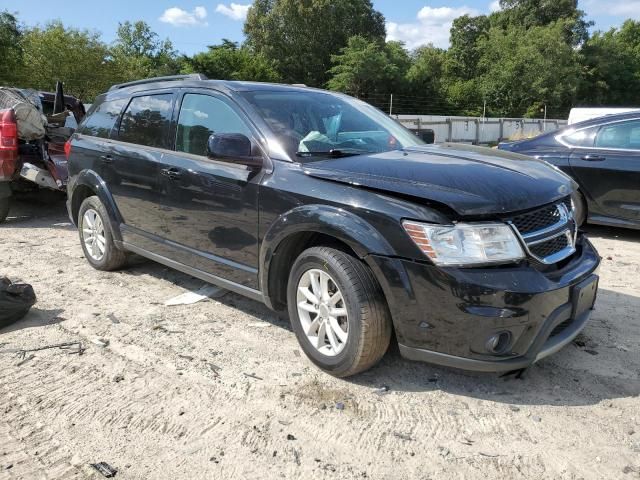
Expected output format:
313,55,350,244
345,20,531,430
1,195,639,480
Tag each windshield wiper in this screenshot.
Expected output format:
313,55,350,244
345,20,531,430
295,148,368,158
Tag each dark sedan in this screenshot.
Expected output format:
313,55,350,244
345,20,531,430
498,111,640,230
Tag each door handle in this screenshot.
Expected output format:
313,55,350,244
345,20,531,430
99,155,114,163
581,154,605,162
161,168,182,180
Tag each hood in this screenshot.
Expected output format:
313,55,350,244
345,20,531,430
303,143,574,216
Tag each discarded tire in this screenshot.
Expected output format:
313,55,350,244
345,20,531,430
0,277,36,328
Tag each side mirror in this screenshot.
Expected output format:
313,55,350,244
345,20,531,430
417,129,435,144
207,133,252,159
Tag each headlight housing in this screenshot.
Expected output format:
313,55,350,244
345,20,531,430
402,221,525,266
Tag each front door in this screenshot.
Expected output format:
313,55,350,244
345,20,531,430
569,119,640,223
158,91,262,288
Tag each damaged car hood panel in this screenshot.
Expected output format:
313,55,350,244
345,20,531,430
302,143,575,216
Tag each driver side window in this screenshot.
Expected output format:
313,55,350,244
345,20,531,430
176,94,251,157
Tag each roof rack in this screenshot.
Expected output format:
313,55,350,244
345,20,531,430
108,74,208,91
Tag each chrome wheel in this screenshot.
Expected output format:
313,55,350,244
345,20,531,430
82,208,106,261
297,269,349,357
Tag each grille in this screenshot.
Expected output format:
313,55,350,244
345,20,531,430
529,234,569,258
550,319,572,337
512,202,565,235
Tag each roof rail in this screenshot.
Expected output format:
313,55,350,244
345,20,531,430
108,74,208,91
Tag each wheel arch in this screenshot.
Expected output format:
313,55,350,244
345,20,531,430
260,205,395,311
69,170,123,241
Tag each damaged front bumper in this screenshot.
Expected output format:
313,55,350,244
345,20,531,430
368,235,601,372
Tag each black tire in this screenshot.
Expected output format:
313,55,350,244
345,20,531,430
573,191,587,227
0,197,9,223
78,196,127,271
287,246,392,377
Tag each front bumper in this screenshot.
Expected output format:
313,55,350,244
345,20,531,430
368,235,601,372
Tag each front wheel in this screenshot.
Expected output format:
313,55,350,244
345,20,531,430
0,196,9,223
287,246,392,377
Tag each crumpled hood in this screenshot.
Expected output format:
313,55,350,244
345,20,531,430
302,143,575,216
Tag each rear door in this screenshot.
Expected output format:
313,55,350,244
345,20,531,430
157,90,262,287
108,92,176,239
568,119,640,222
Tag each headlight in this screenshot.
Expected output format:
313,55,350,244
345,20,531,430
402,221,525,266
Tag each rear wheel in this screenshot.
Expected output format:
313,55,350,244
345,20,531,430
287,246,392,377
0,197,9,223
78,196,127,271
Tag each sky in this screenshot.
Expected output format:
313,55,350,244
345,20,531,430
3,0,640,54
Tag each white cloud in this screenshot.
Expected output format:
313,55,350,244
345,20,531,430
159,6,208,26
584,0,640,18
215,3,251,21
387,6,479,49
489,0,502,12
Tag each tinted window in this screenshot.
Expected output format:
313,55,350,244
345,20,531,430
562,127,597,147
596,120,640,149
176,94,251,157
118,94,173,149
78,98,127,138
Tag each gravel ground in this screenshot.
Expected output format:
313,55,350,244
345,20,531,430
1,196,639,480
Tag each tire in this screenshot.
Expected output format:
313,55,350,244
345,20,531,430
0,197,9,223
287,246,392,377
572,191,587,227
78,196,127,271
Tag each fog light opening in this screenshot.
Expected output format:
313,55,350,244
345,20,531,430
486,331,512,354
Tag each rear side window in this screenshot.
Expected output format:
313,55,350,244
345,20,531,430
78,98,127,138
176,94,251,157
118,94,174,149
562,127,597,148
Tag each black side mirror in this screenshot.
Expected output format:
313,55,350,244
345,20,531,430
417,129,435,144
207,133,252,159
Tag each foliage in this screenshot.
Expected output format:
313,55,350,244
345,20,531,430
0,11,23,85
182,39,280,82
244,0,386,86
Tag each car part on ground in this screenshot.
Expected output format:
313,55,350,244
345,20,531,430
0,277,37,328
67,75,600,376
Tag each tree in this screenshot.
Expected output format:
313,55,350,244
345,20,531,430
182,39,280,82
496,0,592,45
327,36,397,95
578,20,640,106
405,45,450,114
447,15,490,80
475,21,582,117
19,21,111,100
110,21,180,82
0,11,23,85
244,0,386,86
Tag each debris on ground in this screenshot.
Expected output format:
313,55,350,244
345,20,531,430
0,341,85,359
373,385,390,395
335,402,345,411
91,337,109,348
16,354,35,366
90,462,117,478
244,372,263,380
287,434,296,440
164,285,224,306
0,277,37,328
394,432,413,441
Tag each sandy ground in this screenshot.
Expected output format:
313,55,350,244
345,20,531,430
0,195,639,480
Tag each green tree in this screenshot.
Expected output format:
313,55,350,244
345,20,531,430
19,21,111,100
579,20,640,106
476,21,581,117
110,21,180,82
182,39,280,82
405,45,450,113
447,15,490,81
244,0,386,86
496,0,592,45
327,36,407,97
0,11,23,85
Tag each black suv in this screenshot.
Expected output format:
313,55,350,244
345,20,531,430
66,74,601,377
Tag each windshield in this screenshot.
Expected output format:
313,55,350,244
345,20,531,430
240,90,424,160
